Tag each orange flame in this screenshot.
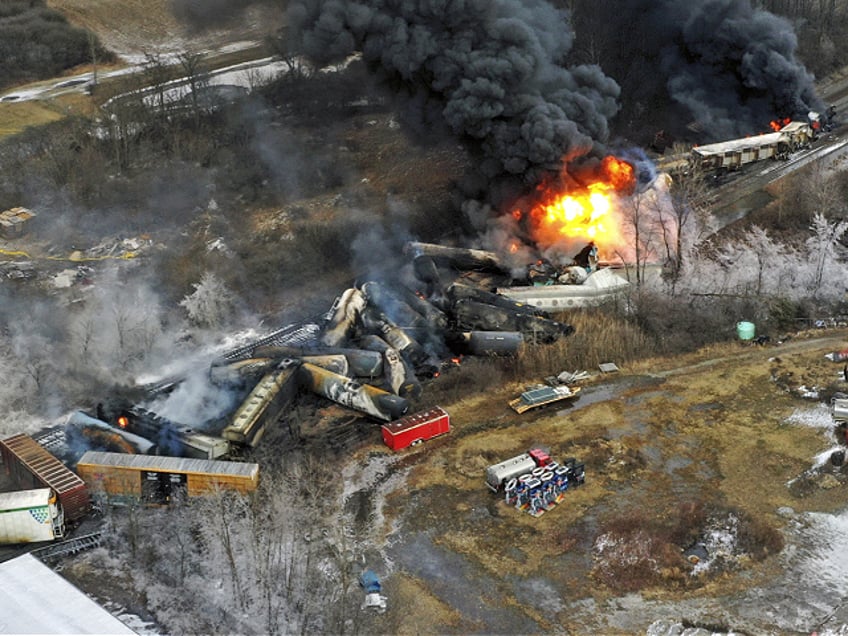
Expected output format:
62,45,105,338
528,155,636,252
769,117,792,132
117,415,129,429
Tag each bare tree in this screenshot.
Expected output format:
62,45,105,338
178,51,210,128
180,272,236,329
666,166,713,288
266,28,314,80
87,31,98,94
101,88,147,171
806,212,848,298
143,52,172,121
616,191,661,287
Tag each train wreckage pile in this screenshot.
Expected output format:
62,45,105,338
86,241,626,458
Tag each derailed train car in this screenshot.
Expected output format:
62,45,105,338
76,451,259,504
66,411,157,455
0,434,90,522
115,408,231,460
691,120,815,172
298,362,409,422
221,359,300,447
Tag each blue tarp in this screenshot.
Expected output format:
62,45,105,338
359,570,382,594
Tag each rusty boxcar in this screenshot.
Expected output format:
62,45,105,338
75,451,259,504
0,434,90,522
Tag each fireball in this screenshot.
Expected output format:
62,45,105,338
527,156,636,256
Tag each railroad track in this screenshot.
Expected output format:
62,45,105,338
221,322,322,361
31,531,103,562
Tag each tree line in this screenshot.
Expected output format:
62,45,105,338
0,0,113,92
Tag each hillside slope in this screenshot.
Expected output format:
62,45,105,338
47,0,283,57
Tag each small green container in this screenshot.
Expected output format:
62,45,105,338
736,321,755,341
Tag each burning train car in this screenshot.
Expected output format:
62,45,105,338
126,237,580,444
114,408,230,460
76,451,259,504
692,120,814,171
209,266,575,430
657,119,817,176
0,434,90,522
66,411,157,455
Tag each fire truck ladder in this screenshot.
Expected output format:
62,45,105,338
221,321,321,361
31,531,103,562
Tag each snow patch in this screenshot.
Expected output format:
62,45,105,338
785,402,834,429
690,514,740,576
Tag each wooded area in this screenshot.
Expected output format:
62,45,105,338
0,1,112,91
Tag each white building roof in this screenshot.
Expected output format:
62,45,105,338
0,553,136,634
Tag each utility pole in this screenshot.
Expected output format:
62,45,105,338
87,31,98,95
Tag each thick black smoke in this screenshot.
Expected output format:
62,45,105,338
171,0,823,220
587,0,823,141
285,0,621,204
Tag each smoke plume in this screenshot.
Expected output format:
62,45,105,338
592,0,823,140
285,0,621,204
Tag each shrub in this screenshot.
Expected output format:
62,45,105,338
734,509,784,560
591,512,686,592
515,308,654,377
591,501,783,593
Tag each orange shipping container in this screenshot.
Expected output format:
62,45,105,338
76,451,258,504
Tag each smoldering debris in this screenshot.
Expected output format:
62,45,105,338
95,239,592,455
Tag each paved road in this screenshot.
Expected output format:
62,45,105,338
0,41,269,104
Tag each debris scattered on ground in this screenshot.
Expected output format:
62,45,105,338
509,384,581,414
0,206,36,239
549,369,590,385
359,569,387,613
826,348,848,362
